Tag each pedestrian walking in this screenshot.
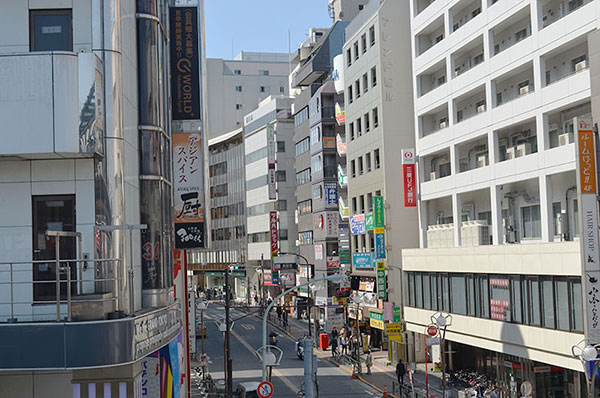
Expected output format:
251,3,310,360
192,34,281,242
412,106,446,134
365,351,373,375
331,326,339,341
396,359,406,386
276,304,283,322
340,335,348,355
331,336,338,357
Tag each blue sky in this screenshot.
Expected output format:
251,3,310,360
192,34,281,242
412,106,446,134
204,0,333,59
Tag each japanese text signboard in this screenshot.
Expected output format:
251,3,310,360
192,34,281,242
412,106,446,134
402,149,417,207
174,133,205,248
576,117,600,343
373,196,386,259
267,123,277,200
350,214,366,235
169,7,200,120
376,261,386,300
270,211,278,258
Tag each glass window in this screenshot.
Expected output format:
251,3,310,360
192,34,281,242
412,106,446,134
277,141,285,153
415,273,423,309
570,278,583,332
276,170,286,182
259,70,269,76
467,275,475,316
423,274,431,310
234,69,241,75
521,278,529,324
480,275,489,318
431,273,439,311
522,205,541,238
235,85,242,92
490,276,511,321
442,274,450,312
511,276,522,323
294,107,309,126
450,274,467,315
555,277,569,331
30,9,73,51
296,168,311,185
295,137,310,156
408,273,415,307
529,277,541,326
541,276,555,328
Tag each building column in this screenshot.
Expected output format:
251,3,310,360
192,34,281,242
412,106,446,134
490,185,503,245
452,192,462,247
418,199,429,248
540,174,553,242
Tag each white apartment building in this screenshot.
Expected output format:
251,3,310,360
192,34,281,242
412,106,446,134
404,0,600,395
243,96,297,295
343,0,418,359
206,52,291,139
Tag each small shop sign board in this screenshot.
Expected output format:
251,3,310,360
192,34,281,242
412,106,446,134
384,322,403,336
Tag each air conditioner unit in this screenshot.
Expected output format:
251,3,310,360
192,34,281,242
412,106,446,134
430,171,437,181
576,60,587,72
519,85,530,96
516,143,531,157
476,103,486,113
476,153,488,168
439,120,447,129
505,147,516,160
558,133,570,146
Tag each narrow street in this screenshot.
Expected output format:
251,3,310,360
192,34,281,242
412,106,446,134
194,304,382,397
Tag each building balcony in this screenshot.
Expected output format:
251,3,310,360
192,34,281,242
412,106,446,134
0,51,104,159
539,0,594,32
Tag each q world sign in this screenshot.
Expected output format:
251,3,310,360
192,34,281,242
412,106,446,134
169,7,201,120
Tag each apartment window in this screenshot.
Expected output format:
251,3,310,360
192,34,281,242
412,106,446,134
297,199,312,215
355,80,361,98
280,86,285,93
474,53,484,65
259,70,269,76
372,107,379,127
361,33,367,53
369,25,375,46
476,100,486,113
367,192,373,212
296,168,311,185
348,86,353,104
515,28,528,42
436,34,444,43
570,278,584,332
555,277,569,331
438,75,446,86
310,126,321,145
366,153,372,172
472,7,481,17
496,92,503,106
359,195,365,213
277,141,285,153
295,137,310,156
357,117,362,136
450,274,467,315
349,121,355,141
528,277,541,326
374,149,380,169
353,41,359,61
352,197,357,214
236,104,242,110
295,106,309,126
311,155,322,173
456,110,463,123
541,276,555,328
30,9,73,51
350,159,356,177
276,170,286,182
371,67,377,87
298,231,313,245
571,55,587,72
362,73,369,94
358,156,364,175
511,276,523,323
235,85,242,92
364,112,370,132
234,69,241,75
521,205,541,238
260,86,269,93
346,48,352,67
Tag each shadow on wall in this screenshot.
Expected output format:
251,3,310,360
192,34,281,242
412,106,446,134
498,321,527,395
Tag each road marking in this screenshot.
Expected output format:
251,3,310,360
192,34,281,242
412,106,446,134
241,323,255,331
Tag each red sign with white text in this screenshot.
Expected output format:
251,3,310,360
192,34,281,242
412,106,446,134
270,211,278,258
403,164,417,207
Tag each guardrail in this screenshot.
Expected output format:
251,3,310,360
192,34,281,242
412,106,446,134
0,257,121,322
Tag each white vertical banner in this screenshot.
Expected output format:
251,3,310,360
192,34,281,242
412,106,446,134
576,117,600,343
267,123,277,200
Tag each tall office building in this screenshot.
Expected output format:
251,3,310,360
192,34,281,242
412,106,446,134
342,0,418,358
206,52,292,140
0,0,206,395
404,0,599,395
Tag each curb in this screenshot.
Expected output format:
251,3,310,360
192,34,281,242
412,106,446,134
326,356,398,398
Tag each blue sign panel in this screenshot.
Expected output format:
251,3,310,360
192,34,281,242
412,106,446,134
375,233,386,259
353,252,373,268
350,215,366,235
325,183,338,206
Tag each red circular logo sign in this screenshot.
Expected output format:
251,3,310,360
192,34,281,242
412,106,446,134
257,381,274,398
426,324,438,337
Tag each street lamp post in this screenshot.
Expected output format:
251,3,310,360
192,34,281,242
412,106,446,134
275,252,311,335
431,311,452,398
261,273,344,382
572,339,600,398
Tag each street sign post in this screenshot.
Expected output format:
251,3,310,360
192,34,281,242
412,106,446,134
426,324,439,337
257,381,274,398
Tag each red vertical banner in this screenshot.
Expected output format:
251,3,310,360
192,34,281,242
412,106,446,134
270,211,278,258
402,149,417,207
173,249,191,396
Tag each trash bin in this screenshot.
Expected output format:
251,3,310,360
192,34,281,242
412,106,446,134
319,333,329,349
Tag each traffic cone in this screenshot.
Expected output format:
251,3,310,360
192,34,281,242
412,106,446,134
382,384,388,398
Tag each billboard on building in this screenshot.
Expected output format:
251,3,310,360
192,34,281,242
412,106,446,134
267,123,277,200
332,54,345,94
350,214,366,235
402,149,417,207
576,118,600,343
174,133,205,248
270,211,278,258
352,252,373,268
169,7,201,120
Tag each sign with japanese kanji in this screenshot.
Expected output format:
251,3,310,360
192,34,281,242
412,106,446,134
267,123,277,200
376,261,386,300
270,211,278,258
576,117,600,343
402,149,417,207
174,132,205,248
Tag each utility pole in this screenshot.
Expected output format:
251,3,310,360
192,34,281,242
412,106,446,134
260,254,265,314
224,267,233,397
